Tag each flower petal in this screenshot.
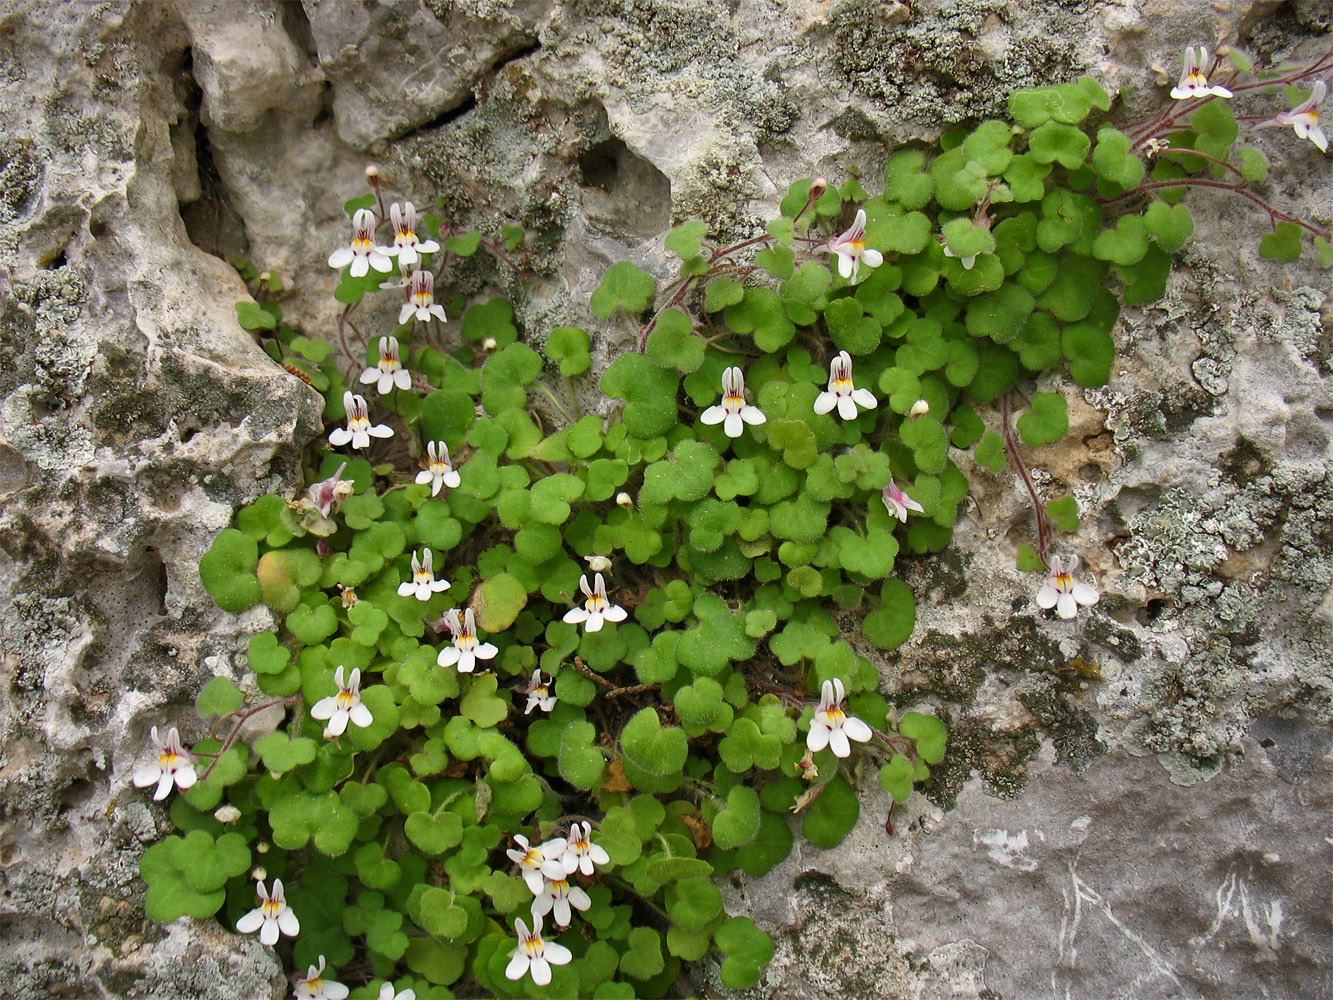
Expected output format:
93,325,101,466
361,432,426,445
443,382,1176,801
829,727,852,758
723,411,743,438
740,405,766,426
236,908,264,934
806,721,831,753
813,391,836,415
1035,583,1059,609
1072,582,1099,607
505,953,529,982
133,764,161,789
278,908,300,937
852,388,878,409
842,716,873,744
837,394,858,421
1056,591,1078,619
699,405,726,426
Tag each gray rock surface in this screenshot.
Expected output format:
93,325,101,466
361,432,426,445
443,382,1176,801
0,0,1329,997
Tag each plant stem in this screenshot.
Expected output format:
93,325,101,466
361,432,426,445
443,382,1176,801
200,696,300,782
1000,393,1052,567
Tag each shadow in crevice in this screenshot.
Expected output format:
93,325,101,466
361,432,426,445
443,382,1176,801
579,134,671,242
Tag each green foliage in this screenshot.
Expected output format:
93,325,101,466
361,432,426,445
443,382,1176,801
154,55,1325,994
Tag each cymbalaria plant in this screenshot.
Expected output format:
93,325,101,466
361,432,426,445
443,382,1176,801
149,43,1329,999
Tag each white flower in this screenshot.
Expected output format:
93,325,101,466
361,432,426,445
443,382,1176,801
398,269,448,325
700,366,766,439
306,461,353,518
561,821,610,877
531,876,592,929
1035,554,1100,620
236,878,299,946
505,915,572,987
329,391,393,450
328,208,393,278
521,669,557,715
436,607,498,673
1256,79,1328,153
376,985,415,1000
908,398,930,418
132,725,197,801
584,554,612,573
359,335,412,394
882,478,925,523
309,665,374,738
562,573,627,633
506,835,570,895
379,201,440,269
214,804,242,824
293,955,348,1000
813,350,877,420
415,440,461,497
615,492,634,508
822,208,884,284
806,678,873,758
1170,45,1233,100
398,548,450,602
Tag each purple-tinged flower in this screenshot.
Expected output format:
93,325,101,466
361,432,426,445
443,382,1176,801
522,669,557,715
436,607,498,673
700,366,765,439
359,335,412,394
415,440,461,496
236,878,299,946
561,821,610,877
563,573,627,633
329,391,393,450
132,725,197,801
310,665,373,738
293,955,348,1000
306,461,353,519
531,876,592,929
398,269,448,325
506,835,569,895
1170,46,1233,100
882,479,925,523
380,201,440,269
822,208,883,284
1255,79,1328,153
806,678,873,758
328,208,393,278
505,915,571,986
398,548,450,602
814,350,877,420
1035,554,1100,620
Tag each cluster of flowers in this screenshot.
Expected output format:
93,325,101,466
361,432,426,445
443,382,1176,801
503,822,610,985
1170,44,1328,152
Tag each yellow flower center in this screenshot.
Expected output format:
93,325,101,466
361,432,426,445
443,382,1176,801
833,377,853,393
1056,573,1073,589
337,690,355,710
352,237,373,251
159,751,178,770
849,240,864,252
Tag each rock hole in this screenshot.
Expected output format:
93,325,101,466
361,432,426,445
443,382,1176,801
176,47,249,262
579,137,671,241
40,246,68,270
88,219,107,238
58,777,95,817
1135,597,1170,626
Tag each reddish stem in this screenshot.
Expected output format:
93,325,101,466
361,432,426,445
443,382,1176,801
1001,393,1052,567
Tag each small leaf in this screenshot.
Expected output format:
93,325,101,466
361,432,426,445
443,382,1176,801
1016,392,1068,446
591,261,656,318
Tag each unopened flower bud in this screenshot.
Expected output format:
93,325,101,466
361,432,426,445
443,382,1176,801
483,337,498,352
584,554,612,573
809,177,828,201
255,841,269,854
332,480,355,504
615,492,633,509
213,804,241,824
365,164,381,186
908,399,930,418
251,866,267,881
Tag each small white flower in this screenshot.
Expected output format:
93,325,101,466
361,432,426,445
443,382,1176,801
1035,554,1100,620
306,461,354,519
328,208,393,278
813,350,877,420
700,366,766,439
376,985,416,1000
584,554,613,573
415,440,461,497
563,573,627,633
822,208,884,284
506,835,570,895
436,607,498,673
214,804,242,824
236,878,299,946
293,955,348,1000
310,665,374,738
398,269,449,325
329,391,393,450
806,678,873,759
882,479,925,523
522,668,556,715
359,336,412,394
505,915,572,987
615,492,634,508
132,725,197,801
1256,79,1328,153
531,876,592,929
1170,45,1233,100
561,821,610,877
398,548,451,602
483,337,498,351
379,201,440,269
908,398,930,418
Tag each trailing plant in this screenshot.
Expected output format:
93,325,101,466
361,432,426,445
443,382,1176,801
136,43,1330,999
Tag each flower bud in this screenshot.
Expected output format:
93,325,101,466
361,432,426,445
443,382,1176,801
584,554,612,573
365,164,381,186
908,398,930,418
251,866,267,881
483,337,498,352
255,842,269,854
213,804,241,824
615,492,633,509
809,177,828,201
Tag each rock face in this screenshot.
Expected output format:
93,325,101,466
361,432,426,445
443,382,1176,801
0,0,1328,997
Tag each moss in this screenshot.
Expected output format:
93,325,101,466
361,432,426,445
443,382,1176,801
926,723,1041,809
827,107,882,142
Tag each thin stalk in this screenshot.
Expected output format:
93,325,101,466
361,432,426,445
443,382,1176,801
1000,393,1052,567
